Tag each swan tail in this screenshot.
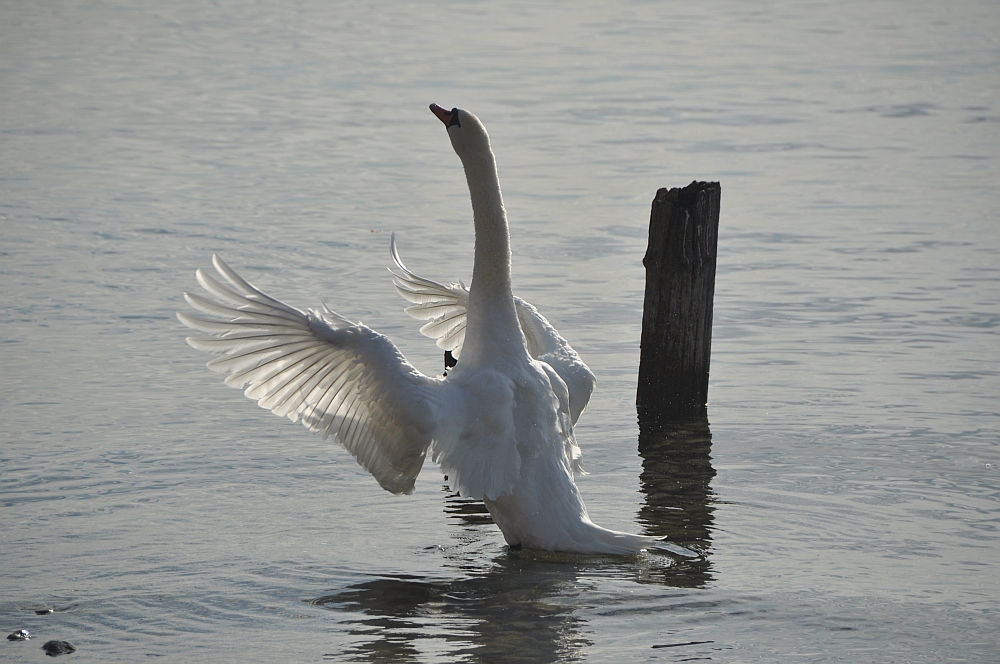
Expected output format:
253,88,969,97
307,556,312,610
583,525,699,557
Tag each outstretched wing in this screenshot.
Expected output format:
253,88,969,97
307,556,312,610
177,255,441,495
389,233,470,357
389,234,596,423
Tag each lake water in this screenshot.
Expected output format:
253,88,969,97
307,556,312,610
2,0,998,661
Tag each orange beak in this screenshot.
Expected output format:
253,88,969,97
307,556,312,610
430,104,458,127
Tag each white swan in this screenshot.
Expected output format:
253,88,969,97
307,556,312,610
178,104,686,555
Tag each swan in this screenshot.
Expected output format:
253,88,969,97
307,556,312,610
177,104,688,555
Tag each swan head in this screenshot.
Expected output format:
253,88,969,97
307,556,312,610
429,104,492,163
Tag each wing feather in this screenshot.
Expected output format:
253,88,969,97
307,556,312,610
196,268,304,322
225,346,331,390
258,350,336,414
389,233,470,357
418,310,467,340
286,357,344,419
179,255,441,494
176,311,291,336
244,346,329,401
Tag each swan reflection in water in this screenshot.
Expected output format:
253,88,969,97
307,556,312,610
310,416,716,663
310,556,592,663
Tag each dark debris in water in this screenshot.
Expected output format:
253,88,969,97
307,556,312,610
42,640,76,656
442,486,494,527
33,604,78,615
652,639,715,649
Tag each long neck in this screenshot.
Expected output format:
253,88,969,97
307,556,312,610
460,150,526,364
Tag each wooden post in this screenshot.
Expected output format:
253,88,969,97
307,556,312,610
636,181,720,420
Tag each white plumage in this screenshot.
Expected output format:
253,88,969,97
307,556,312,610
178,104,691,555
389,233,596,426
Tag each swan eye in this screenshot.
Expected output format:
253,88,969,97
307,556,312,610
449,108,461,128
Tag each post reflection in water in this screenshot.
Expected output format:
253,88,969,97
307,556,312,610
311,419,716,662
636,414,717,587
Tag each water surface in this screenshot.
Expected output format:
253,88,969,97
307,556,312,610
2,0,998,661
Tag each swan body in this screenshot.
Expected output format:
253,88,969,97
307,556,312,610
178,105,682,555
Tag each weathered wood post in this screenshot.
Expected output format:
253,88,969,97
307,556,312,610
636,181,720,420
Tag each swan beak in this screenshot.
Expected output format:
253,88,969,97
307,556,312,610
430,103,460,128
